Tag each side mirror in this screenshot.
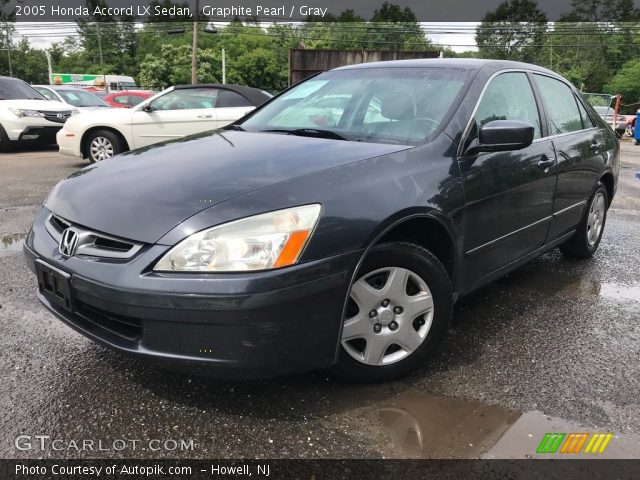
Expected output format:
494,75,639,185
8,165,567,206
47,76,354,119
465,120,535,155
141,103,154,112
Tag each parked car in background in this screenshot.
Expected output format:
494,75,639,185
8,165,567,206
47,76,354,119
593,105,626,136
28,60,618,381
0,76,76,152
103,90,155,108
57,84,272,162
32,85,111,111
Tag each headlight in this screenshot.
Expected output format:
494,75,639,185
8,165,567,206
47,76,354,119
70,108,80,116
154,204,322,272
9,108,44,118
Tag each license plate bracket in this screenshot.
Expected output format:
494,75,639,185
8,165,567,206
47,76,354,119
35,259,74,312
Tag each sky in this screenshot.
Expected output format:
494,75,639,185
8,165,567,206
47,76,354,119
13,22,479,53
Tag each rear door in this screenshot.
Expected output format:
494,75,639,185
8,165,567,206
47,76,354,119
532,74,607,240
130,87,219,148
459,71,557,282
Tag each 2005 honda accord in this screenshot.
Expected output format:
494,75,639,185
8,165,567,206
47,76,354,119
24,59,618,382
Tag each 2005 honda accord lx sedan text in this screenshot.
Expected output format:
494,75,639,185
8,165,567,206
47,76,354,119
24,59,618,382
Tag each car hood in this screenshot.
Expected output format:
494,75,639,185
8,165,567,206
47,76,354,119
75,105,112,111
44,130,410,243
0,99,72,111
65,107,133,128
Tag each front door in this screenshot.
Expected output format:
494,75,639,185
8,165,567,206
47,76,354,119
459,71,557,282
130,87,220,149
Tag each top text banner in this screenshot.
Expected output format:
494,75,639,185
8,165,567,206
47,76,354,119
6,0,640,22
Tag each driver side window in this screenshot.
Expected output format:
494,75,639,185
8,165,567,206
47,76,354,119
151,88,218,111
471,72,542,142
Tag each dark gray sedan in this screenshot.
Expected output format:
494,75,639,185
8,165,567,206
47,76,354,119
24,59,618,382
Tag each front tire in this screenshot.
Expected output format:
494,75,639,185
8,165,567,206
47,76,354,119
0,124,13,153
330,242,452,382
559,184,609,259
85,130,124,163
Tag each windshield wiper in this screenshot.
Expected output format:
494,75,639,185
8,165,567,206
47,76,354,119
261,128,352,141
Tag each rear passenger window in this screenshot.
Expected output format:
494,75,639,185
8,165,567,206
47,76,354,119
472,72,542,141
534,75,584,134
216,90,252,108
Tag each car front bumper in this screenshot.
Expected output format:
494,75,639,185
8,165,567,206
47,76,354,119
56,128,83,158
1,114,63,142
24,208,360,378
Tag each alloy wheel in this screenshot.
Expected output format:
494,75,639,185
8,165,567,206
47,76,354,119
89,136,114,161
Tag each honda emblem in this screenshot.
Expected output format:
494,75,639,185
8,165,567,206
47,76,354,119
59,228,79,257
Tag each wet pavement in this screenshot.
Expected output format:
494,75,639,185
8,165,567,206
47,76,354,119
0,143,639,459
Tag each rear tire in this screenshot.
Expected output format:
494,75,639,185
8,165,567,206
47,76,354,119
559,183,608,259
330,242,452,383
85,130,124,163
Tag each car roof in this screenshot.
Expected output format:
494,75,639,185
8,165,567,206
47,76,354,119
335,58,561,77
173,83,271,106
107,90,153,95
33,85,89,91
0,76,28,83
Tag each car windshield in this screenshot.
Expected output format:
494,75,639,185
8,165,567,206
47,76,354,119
0,78,45,100
57,89,109,107
240,67,471,145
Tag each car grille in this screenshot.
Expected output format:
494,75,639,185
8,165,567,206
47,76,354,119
45,213,144,260
39,110,72,123
75,301,143,341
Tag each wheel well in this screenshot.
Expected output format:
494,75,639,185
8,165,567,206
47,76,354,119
375,216,455,279
600,172,615,205
81,127,129,158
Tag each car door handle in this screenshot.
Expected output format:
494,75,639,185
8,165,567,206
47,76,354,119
590,141,603,152
197,114,213,118
537,156,555,171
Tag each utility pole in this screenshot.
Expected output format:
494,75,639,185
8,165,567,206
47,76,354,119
3,26,12,77
221,48,226,84
191,0,200,84
45,50,53,84
96,22,104,75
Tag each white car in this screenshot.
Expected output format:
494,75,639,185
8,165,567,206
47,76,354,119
32,85,111,112
57,84,272,163
0,76,76,152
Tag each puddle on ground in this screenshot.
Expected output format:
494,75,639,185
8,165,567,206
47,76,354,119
497,268,640,303
334,392,521,458
1,232,27,255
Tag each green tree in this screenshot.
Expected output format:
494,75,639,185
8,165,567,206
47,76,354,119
227,48,285,91
6,39,48,83
138,43,220,88
475,0,548,63
559,0,640,21
605,59,640,103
